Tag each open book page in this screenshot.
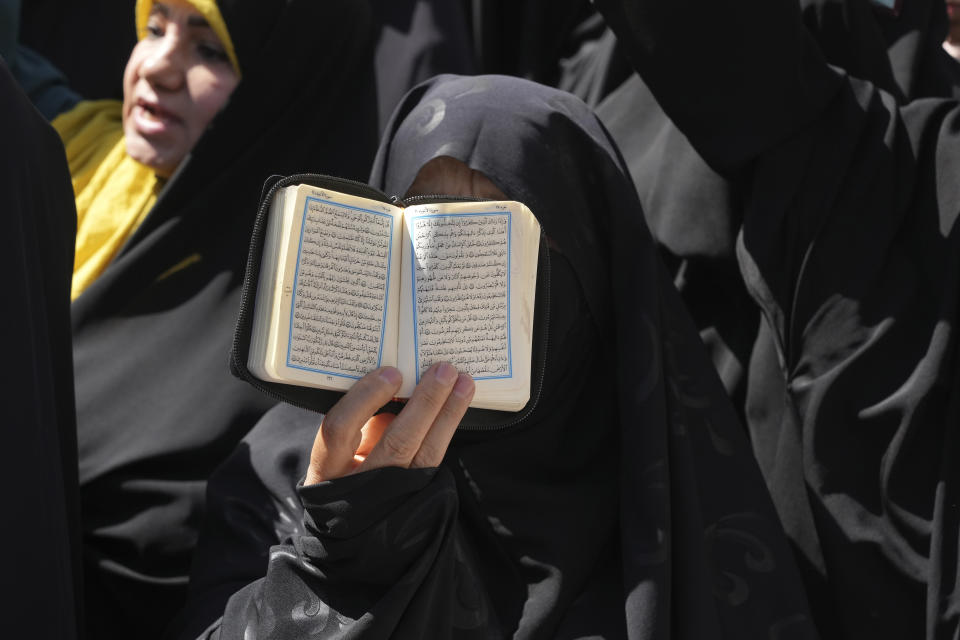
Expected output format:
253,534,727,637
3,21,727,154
253,184,403,390
396,201,540,409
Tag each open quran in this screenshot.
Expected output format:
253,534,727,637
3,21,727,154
247,182,541,411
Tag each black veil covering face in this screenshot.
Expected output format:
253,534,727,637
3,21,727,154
178,74,816,639
70,1,380,638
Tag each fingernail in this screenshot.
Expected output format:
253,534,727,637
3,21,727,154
433,361,457,385
379,367,402,386
453,373,475,399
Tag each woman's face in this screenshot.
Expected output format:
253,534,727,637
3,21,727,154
122,0,239,177
404,156,507,200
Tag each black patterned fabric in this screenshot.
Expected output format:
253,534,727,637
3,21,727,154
171,74,817,639
594,0,960,636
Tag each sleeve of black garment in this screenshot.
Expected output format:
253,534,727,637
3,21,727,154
187,465,502,640
160,403,318,640
591,0,845,174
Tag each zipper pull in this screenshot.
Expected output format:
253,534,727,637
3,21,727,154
389,195,403,206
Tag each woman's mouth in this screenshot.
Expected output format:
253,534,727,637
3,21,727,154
132,99,181,135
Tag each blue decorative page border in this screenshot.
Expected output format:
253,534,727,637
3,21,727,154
409,211,512,384
286,196,394,380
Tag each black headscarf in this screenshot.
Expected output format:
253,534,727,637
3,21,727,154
70,2,381,638
1,60,82,640
175,74,815,639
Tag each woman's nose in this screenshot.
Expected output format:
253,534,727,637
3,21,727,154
140,35,185,90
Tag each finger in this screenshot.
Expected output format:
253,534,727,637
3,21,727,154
360,362,458,471
354,413,396,462
410,373,474,468
305,367,402,484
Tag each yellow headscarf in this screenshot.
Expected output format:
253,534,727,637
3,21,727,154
135,0,241,78
57,0,237,301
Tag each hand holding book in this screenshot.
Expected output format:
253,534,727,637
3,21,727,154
304,363,475,485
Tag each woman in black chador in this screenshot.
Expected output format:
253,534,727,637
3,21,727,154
590,0,960,637
61,1,380,637
170,74,820,640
